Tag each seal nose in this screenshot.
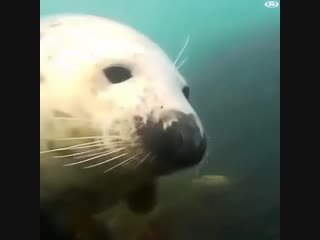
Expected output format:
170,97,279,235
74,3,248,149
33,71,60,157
165,114,207,168
139,111,207,174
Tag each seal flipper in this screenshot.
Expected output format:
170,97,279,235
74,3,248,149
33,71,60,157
125,182,158,214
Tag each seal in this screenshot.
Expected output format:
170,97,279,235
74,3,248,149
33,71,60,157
40,14,207,238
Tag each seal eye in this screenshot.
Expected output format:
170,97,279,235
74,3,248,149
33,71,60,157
182,86,190,99
103,66,132,84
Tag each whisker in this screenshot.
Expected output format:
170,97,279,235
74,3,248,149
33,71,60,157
69,141,104,150
174,35,190,65
71,143,105,150
63,147,125,167
40,140,103,154
134,152,151,168
104,151,144,173
103,139,125,144
52,117,92,122
42,134,123,142
55,136,102,141
102,136,125,141
84,152,128,169
53,145,108,159
176,57,189,70
73,145,124,160
74,150,109,160
70,139,125,149
74,142,127,160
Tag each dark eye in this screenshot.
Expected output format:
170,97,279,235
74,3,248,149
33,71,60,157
182,86,190,99
103,66,132,84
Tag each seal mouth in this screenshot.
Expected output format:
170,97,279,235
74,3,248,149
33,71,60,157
135,111,207,176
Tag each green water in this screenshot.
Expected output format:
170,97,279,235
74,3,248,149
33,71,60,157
40,0,279,65
40,1,280,239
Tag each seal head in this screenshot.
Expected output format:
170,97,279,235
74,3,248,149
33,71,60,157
40,14,206,214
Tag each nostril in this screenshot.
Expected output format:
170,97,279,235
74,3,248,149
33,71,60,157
173,132,183,151
174,126,206,165
169,121,183,148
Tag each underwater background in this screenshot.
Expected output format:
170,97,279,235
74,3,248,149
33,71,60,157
40,0,280,239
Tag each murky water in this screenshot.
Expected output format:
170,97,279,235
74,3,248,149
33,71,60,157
40,1,280,239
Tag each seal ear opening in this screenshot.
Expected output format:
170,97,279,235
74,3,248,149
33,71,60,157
125,182,158,214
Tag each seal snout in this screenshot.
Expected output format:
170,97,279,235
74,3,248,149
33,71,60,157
137,111,207,175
